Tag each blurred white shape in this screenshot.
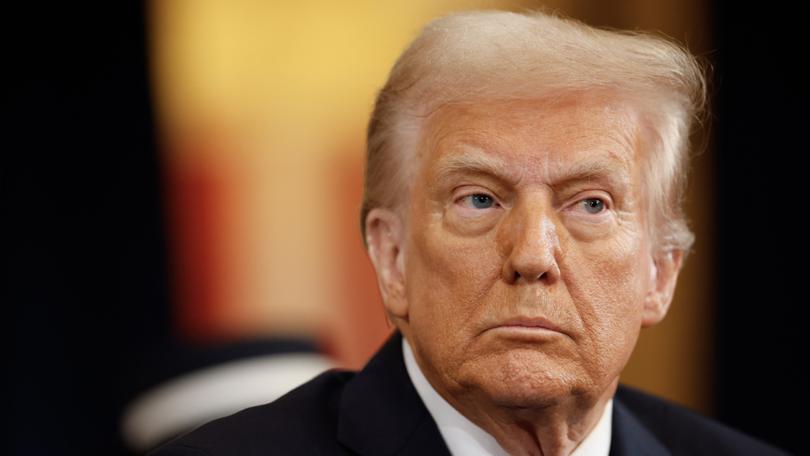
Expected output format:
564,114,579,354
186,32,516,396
121,353,334,452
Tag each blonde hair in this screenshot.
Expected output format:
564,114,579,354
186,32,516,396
361,10,707,257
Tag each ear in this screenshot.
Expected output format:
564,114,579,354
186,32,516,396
641,248,684,328
364,208,408,320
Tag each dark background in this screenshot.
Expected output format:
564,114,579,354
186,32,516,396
712,0,807,453
5,2,805,454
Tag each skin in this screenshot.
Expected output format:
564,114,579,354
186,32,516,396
365,93,684,456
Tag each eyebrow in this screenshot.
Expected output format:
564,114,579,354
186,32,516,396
550,156,632,192
432,149,631,192
432,150,520,186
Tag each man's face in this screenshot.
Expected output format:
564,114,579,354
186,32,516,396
399,94,661,407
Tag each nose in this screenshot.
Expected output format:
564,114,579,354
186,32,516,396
500,200,562,285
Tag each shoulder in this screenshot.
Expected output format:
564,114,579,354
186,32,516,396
615,384,789,455
149,369,356,456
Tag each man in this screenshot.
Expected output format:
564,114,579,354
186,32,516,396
153,10,787,455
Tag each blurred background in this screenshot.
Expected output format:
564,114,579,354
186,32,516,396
5,0,805,454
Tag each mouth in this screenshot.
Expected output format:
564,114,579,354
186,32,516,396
486,316,567,339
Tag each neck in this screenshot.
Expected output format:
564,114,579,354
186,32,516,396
447,380,617,456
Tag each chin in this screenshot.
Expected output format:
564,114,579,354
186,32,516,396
456,349,590,408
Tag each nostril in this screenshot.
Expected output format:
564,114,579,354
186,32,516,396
512,270,548,283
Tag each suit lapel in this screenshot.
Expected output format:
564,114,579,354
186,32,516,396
337,332,451,456
610,395,671,456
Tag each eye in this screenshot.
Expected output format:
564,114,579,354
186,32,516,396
579,198,607,214
460,193,497,209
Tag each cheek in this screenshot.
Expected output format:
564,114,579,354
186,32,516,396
405,205,502,335
565,226,650,372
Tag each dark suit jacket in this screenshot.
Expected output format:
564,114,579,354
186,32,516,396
151,332,788,455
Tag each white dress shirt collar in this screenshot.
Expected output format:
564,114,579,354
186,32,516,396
402,337,613,456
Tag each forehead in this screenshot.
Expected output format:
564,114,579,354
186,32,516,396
417,94,644,184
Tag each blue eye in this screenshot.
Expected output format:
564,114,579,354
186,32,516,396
467,194,495,209
581,198,605,214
